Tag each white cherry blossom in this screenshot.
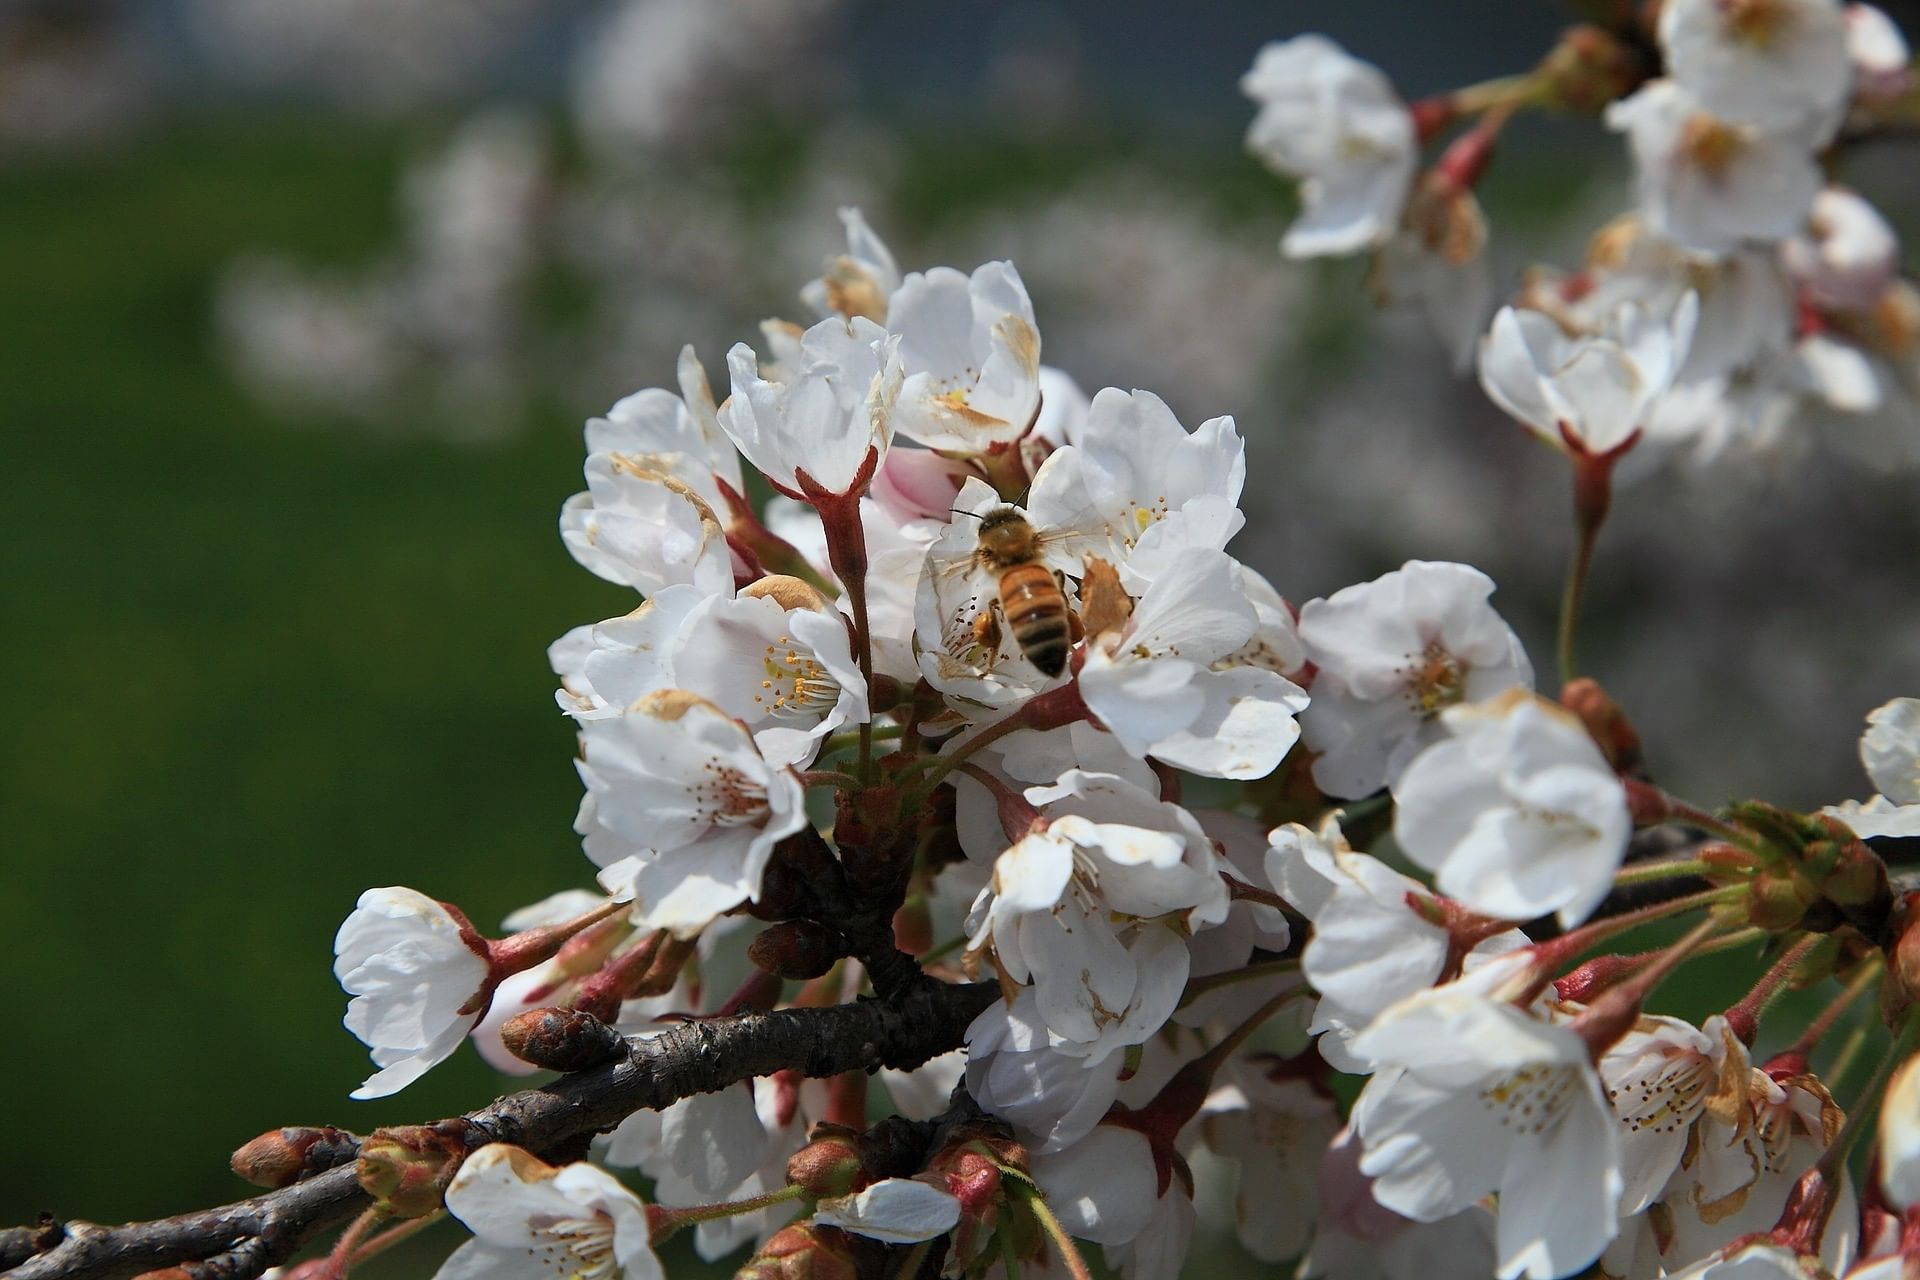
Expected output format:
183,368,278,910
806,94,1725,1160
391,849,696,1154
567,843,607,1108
1031,1124,1195,1280
1268,817,1527,1071
1079,547,1309,780
1782,188,1900,313
1351,987,1624,1279
1847,4,1913,102
582,346,741,510
559,460,735,598
1479,294,1698,455
720,313,901,497
565,578,865,768
1666,1241,1824,1280
436,1145,662,1280
1393,689,1632,928
1301,1127,1499,1280
1600,1014,1731,1214
887,261,1042,453
1025,386,1245,582
1297,560,1533,799
1179,809,1295,1027
1240,35,1417,258
1607,81,1825,257
879,1049,967,1123
334,886,491,1100
964,990,1124,1153
1859,697,1920,803
1660,1063,1850,1271
576,690,807,937
966,770,1228,1056
1200,1062,1341,1263
1826,696,1920,838
1659,0,1851,135
801,206,900,325
1879,1055,1920,1209
625,1071,810,1262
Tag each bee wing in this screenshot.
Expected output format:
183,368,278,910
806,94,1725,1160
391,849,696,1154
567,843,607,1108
927,539,985,587
1031,503,1117,579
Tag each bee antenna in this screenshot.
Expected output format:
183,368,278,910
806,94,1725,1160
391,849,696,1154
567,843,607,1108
950,508,984,520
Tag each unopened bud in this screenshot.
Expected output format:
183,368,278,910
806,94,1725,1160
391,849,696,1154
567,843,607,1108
500,1006,627,1072
786,1130,867,1198
933,1146,1004,1218
354,1121,475,1218
892,893,934,959
737,1223,861,1280
1560,677,1644,777
1811,818,1890,916
230,1126,356,1188
750,920,849,981
1884,893,1920,1022
1536,24,1643,114
1553,953,1644,1004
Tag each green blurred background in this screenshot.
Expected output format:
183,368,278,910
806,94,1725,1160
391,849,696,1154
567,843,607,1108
5,2,1920,1274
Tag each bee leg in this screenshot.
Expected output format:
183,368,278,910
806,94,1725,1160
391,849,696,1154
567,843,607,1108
1058,571,1085,643
972,606,1002,654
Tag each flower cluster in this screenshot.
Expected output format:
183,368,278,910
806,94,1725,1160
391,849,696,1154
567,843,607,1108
1243,3,1920,468
294,13,1920,1280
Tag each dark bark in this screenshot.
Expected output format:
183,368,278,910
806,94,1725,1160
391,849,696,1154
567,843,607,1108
5,979,999,1280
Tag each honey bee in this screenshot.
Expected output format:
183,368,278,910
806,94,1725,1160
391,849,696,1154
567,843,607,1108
962,507,1076,677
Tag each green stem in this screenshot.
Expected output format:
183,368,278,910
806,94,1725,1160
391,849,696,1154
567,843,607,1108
1611,858,1714,887
1793,956,1885,1059
1555,883,1746,957
1008,1180,1095,1280
818,723,903,760
918,934,967,965
1177,958,1300,1009
893,1238,933,1280
1815,1012,1919,1186
998,1223,1023,1280
349,1212,444,1267
1452,72,1545,114
648,1183,807,1242
909,715,1029,804
1825,1021,1874,1089
1557,516,1598,687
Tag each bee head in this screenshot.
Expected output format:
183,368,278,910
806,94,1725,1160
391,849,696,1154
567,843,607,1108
976,506,1037,560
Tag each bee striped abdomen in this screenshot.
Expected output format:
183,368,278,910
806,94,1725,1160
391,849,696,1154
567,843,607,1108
999,563,1071,677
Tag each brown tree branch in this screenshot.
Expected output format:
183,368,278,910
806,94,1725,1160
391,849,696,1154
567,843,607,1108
5,979,1000,1280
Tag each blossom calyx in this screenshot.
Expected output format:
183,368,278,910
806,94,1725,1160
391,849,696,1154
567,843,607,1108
737,1223,862,1280
354,1120,479,1218
1734,802,1893,935
230,1126,356,1189
498,1005,627,1073
750,920,850,981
